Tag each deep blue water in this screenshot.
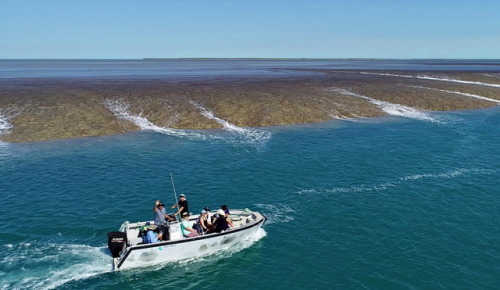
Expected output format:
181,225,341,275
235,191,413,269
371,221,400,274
1,107,499,289
0,59,500,289
2,59,500,79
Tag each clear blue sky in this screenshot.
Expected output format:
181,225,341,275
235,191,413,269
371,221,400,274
1,0,499,59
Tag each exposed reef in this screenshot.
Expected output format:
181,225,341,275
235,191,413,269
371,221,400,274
0,70,499,143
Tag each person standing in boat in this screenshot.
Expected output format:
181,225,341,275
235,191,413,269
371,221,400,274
154,200,174,240
172,194,189,218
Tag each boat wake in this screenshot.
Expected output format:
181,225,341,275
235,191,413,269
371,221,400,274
413,86,500,104
188,99,272,145
0,242,111,290
328,87,439,122
298,168,496,195
359,71,500,88
104,98,271,146
254,204,295,225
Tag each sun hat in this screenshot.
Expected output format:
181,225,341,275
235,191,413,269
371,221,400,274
217,209,225,216
179,194,185,197
201,210,207,214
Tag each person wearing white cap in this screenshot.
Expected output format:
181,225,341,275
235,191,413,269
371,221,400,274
214,209,233,233
171,194,189,218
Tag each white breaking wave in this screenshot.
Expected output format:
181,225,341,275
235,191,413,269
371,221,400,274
0,115,13,134
359,71,500,88
104,98,271,146
413,86,500,104
104,98,219,141
328,87,438,122
0,108,18,136
298,168,495,195
187,99,272,145
0,107,22,146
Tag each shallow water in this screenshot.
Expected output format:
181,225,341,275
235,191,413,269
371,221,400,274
1,105,499,289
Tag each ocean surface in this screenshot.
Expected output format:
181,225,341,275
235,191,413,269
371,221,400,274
1,60,499,289
2,59,500,79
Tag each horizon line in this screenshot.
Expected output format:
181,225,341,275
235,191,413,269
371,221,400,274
1,57,500,61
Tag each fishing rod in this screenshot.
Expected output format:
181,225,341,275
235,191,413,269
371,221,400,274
170,172,180,222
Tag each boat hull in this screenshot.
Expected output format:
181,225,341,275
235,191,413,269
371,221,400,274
113,211,265,270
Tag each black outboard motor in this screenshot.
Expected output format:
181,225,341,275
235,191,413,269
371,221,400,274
107,231,127,258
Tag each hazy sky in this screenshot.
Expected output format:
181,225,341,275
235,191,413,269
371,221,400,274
1,0,499,59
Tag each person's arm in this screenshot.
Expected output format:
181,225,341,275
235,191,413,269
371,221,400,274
164,213,174,221
176,206,185,216
226,217,233,227
153,200,159,212
200,218,208,231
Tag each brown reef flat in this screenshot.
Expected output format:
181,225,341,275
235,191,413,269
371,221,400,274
0,70,499,143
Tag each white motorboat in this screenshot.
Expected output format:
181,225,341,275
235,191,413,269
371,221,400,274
107,209,266,270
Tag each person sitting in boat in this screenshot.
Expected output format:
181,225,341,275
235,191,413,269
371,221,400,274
143,226,159,244
181,212,199,237
214,209,233,233
172,194,189,218
221,204,230,215
154,200,174,240
198,209,215,234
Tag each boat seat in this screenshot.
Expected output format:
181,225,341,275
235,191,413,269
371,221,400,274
229,215,242,221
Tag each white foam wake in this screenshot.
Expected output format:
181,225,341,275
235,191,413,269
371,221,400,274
328,87,438,122
0,243,111,290
0,109,18,136
188,99,272,145
254,203,295,225
359,72,500,88
104,98,217,141
413,86,500,104
298,168,495,195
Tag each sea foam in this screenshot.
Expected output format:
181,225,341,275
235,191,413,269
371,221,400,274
359,72,500,88
328,87,439,122
104,98,218,141
104,98,271,146
188,99,272,145
0,243,111,290
413,86,500,104
298,168,495,195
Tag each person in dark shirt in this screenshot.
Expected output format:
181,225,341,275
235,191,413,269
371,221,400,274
172,194,189,218
214,209,233,232
220,204,230,215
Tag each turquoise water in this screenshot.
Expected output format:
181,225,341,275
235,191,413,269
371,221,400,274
1,106,499,289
